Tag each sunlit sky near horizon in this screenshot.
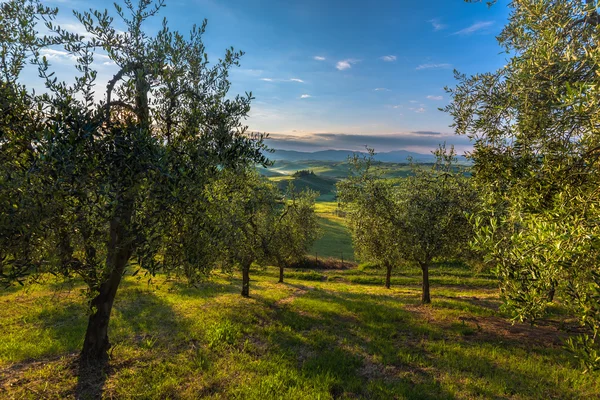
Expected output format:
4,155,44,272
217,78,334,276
40,0,511,155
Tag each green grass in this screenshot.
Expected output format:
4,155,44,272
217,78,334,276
309,217,355,262
308,201,354,262
1,264,598,399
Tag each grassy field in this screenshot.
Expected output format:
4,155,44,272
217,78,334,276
1,263,598,399
309,202,354,262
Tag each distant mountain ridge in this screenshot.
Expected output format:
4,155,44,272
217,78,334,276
268,149,438,163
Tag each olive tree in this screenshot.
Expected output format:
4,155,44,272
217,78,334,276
213,171,320,295
271,185,321,284
210,170,277,297
339,147,477,303
0,0,268,363
447,0,600,370
337,154,402,289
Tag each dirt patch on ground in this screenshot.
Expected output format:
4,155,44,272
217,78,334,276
0,353,78,399
404,304,569,348
468,316,568,346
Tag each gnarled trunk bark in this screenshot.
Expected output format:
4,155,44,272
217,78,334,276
80,266,125,364
547,279,557,302
81,203,133,364
278,266,284,284
241,262,251,297
385,264,392,289
420,261,431,304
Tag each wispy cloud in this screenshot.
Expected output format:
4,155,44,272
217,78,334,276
453,21,494,35
336,58,360,71
40,48,76,62
380,55,397,62
261,78,304,83
374,88,391,91
392,105,403,109
426,95,443,100
409,107,426,113
300,94,312,99
428,18,447,31
413,131,441,135
416,63,452,70
313,56,326,61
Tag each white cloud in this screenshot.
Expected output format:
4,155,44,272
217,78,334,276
416,63,452,70
380,55,397,62
40,48,77,63
453,21,494,35
428,19,447,31
409,107,426,113
374,88,390,91
427,95,443,100
300,94,312,99
313,56,326,61
336,59,359,71
261,78,304,83
392,105,403,109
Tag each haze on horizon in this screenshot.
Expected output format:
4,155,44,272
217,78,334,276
34,0,511,154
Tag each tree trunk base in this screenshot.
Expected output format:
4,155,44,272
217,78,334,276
421,262,431,304
241,264,250,297
385,265,392,289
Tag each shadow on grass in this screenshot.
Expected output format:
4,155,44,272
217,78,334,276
75,358,108,400
255,288,455,399
4,272,596,398
254,286,585,399
165,278,241,299
25,285,195,399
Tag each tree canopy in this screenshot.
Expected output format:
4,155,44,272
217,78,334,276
0,0,268,363
447,0,600,371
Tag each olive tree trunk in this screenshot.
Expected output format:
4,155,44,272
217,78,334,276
385,264,392,289
81,203,133,364
241,262,251,297
420,261,431,304
278,266,284,283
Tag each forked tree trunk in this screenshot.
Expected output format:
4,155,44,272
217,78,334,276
385,264,392,289
278,266,284,284
81,205,133,364
241,263,251,297
420,261,431,304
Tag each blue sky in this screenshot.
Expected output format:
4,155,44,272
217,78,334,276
41,0,511,154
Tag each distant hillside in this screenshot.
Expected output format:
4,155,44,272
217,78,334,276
268,149,438,163
274,170,337,201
